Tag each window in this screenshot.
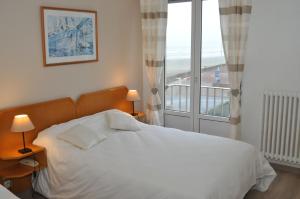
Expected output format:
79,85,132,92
165,1,192,112
200,0,230,117
165,0,230,118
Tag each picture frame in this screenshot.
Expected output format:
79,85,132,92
41,7,99,66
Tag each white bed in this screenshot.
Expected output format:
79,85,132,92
0,185,19,199
33,110,276,199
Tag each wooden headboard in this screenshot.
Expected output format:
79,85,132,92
0,98,76,151
76,86,132,118
0,86,132,151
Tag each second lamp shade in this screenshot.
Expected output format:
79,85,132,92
126,90,141,102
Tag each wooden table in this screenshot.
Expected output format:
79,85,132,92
133,112,146,123
0,145,47,193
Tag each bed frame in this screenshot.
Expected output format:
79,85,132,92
0,86,132,152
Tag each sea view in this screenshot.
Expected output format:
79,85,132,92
165,46,230,116
166,46,226,78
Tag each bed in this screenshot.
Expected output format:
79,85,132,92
33,109,275,199
0,86,276,199
0,185,19,199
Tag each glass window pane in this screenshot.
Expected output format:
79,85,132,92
165,2,192,112
201,0,230,117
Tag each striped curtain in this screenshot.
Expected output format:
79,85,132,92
140,0,168,125
218,0,252,139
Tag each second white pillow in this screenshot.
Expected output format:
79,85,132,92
106,109,140,131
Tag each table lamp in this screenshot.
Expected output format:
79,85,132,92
126,90,140,116
11,114,35,154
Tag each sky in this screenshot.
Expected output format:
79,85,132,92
166,0,224,59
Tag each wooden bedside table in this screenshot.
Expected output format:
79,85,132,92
133,112,146,123
0,144,47,193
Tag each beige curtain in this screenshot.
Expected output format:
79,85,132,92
140,0,168,125
218,0,252,139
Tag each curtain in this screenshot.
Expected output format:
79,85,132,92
218,0,252,139
140,0,168,125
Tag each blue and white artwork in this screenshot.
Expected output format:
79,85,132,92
47,16,94,57
42,8,98,66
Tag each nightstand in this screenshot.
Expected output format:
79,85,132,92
134,112,146,123
0,144,47,193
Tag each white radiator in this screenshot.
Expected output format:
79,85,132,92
261,91,300,166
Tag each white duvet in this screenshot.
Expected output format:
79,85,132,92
33,111,276,199
0,185,19,199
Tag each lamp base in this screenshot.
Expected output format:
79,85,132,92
18,148,32,154
131,112,138,116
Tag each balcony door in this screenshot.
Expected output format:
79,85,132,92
164,0,231,137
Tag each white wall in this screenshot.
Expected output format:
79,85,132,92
0,0,142,110
241,0,300,147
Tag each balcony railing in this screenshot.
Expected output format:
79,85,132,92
165,84,231,117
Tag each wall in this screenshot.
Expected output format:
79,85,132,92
0,0,142,110
241,0,300,147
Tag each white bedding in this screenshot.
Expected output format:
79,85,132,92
0,185,19,199
33,111,276,199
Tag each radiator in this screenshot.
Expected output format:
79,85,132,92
261,91,300,166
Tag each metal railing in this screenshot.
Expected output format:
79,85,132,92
165,84,231,117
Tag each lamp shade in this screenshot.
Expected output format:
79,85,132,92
11,114,35,133
126,90,141,101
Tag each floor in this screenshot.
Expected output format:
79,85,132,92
16,190,45,199
245,164,300,199
17,165,300,199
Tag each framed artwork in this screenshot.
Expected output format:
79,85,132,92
41,7,98,66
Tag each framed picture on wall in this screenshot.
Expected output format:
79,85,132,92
41,7,98,66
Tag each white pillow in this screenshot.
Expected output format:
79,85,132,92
57,124,106,150
81,111,116,137
106,109,140,131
